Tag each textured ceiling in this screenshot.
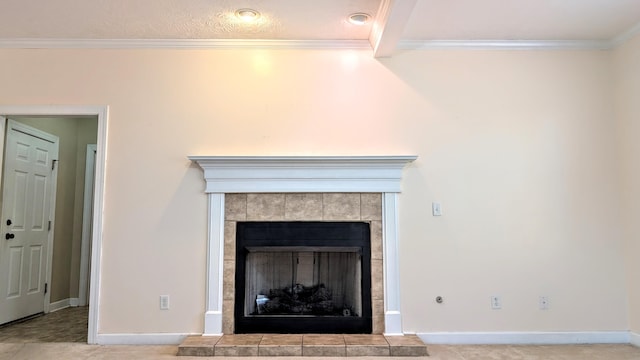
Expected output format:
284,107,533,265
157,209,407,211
0,0,380,40
0,0,639,55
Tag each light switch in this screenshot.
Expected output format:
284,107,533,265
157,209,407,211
432,202,442,216
160,295,170,310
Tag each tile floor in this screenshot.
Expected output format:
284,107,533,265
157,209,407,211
1,308,640,358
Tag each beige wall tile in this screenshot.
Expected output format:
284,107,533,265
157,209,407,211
322,193,361,220
285,193,323,220
222,192,385,334
223,221,236,261
247,193,285,220
223,260,235,300
361,193,382,220
225,194,247,221
372,314,385,334
372,299,385,334
370,221,383,260
371,259,384,300
222,299,235,334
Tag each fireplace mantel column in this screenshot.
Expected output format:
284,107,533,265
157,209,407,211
204,193,225,335
383,193,403,336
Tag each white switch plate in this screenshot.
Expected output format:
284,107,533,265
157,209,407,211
160,295,170,310
432,202,442,216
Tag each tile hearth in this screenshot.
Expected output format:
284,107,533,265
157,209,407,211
177,334,428,357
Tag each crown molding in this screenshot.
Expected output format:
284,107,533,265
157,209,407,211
398,39,613,51
611,21,640,48
0,32,637,53
0,38,372,50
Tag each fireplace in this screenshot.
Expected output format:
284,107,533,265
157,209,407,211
189,156,416,336
234,221,372,333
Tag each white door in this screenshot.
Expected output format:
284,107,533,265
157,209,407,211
0,120,58,325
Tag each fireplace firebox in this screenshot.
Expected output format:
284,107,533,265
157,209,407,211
234,221,372,334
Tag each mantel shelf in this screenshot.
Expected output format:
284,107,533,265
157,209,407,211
189,155,417,193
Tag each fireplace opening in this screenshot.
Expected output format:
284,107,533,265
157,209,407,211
234,222,372,334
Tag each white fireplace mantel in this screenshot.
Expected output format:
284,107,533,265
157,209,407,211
189,155,417,336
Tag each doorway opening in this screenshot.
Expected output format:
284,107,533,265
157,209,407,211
0,106,107,345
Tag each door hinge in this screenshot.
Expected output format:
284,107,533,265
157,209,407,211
44,283,48,294
51,159,58,171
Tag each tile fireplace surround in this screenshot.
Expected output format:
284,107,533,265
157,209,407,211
190,156,417,336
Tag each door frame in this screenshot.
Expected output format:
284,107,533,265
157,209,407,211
0,105,107,345
78,144,96,307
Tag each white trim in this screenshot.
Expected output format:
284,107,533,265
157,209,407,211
0,38,372,50
611,21,640,48
370,0,418,58
78,144,97,307
204,193,225,336
49,298,80,312
398,39,612,51
190,155,416,336
0,118,4,181
49,298,71,312
88,107,108,345
382,193,403,336
0,105,109,345
0,38,627,52
418,331,630,345
630,332,640,347
188,156,417,193
96,333,193,345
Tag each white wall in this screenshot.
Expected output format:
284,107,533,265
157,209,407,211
614,34,640,336
0,47,628,336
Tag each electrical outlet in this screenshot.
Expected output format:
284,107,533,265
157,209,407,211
491,296,501,309
539,296,549,310
160,295,170,310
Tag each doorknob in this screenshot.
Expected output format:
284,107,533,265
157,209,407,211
5,233,14,240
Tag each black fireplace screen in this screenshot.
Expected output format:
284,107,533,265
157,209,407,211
235,222,372,334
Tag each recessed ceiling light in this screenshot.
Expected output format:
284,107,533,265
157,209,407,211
235,8,260,22
348,13,370,26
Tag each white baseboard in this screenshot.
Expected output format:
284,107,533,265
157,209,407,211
49,298,70,312
96,333,194,345
49,298,81,312
418,331,630,345
630,332,640,347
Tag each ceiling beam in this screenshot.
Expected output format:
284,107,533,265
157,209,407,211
369,0,418,58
